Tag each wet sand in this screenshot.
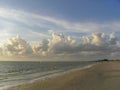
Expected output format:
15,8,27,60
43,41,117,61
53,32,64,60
9,61,120,90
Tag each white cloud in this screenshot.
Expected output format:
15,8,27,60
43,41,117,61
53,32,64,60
0,7,120,60
91,33,107,46
32,39,49,56
1,7,120,35
0,32,119,61
4,35,33,56
47,32,77,54
109,32,117,45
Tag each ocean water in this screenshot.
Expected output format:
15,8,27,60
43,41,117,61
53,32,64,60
0,61,95,90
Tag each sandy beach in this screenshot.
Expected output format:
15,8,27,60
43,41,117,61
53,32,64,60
9,61,120,90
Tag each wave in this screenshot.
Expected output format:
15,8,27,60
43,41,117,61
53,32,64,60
0,61,96,90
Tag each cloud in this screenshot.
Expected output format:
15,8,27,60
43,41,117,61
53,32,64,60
32,39,49,56
0,31,120,61
43,32,119,60
1,7,120,35
47,32,77,54
91,33,107,46
109,32,117,45
4,35,33,56
32,32,77,57
1,7,120,60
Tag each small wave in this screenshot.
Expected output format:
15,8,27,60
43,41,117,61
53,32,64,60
0,61,96,90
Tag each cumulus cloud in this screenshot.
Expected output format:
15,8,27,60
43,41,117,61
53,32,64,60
32,32,77,57
0,32,120,60
1,7,120,61
109,33,117,45
4,35,33,56
47,33,77,54
1,7,120,49
43,32,119,60
32,39,49,56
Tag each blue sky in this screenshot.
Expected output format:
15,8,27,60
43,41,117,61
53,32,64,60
0,0,120,22
0,0,120,41
0,0,119,41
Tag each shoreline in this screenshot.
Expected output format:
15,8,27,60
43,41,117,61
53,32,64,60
6,63,96,90
8,61,120,90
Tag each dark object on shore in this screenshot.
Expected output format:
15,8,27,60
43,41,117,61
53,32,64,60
97,59,109,62
102,59,109,61
96,59,120,62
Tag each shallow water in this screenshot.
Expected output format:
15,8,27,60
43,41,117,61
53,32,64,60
0,61,95,90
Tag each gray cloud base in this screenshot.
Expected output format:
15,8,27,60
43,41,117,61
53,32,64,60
0,32,119,61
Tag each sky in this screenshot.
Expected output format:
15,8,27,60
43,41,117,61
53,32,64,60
0,0,120,61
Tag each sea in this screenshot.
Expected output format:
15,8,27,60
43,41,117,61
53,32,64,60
0,61,96,90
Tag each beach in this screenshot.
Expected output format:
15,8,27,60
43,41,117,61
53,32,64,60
9,61,120,90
